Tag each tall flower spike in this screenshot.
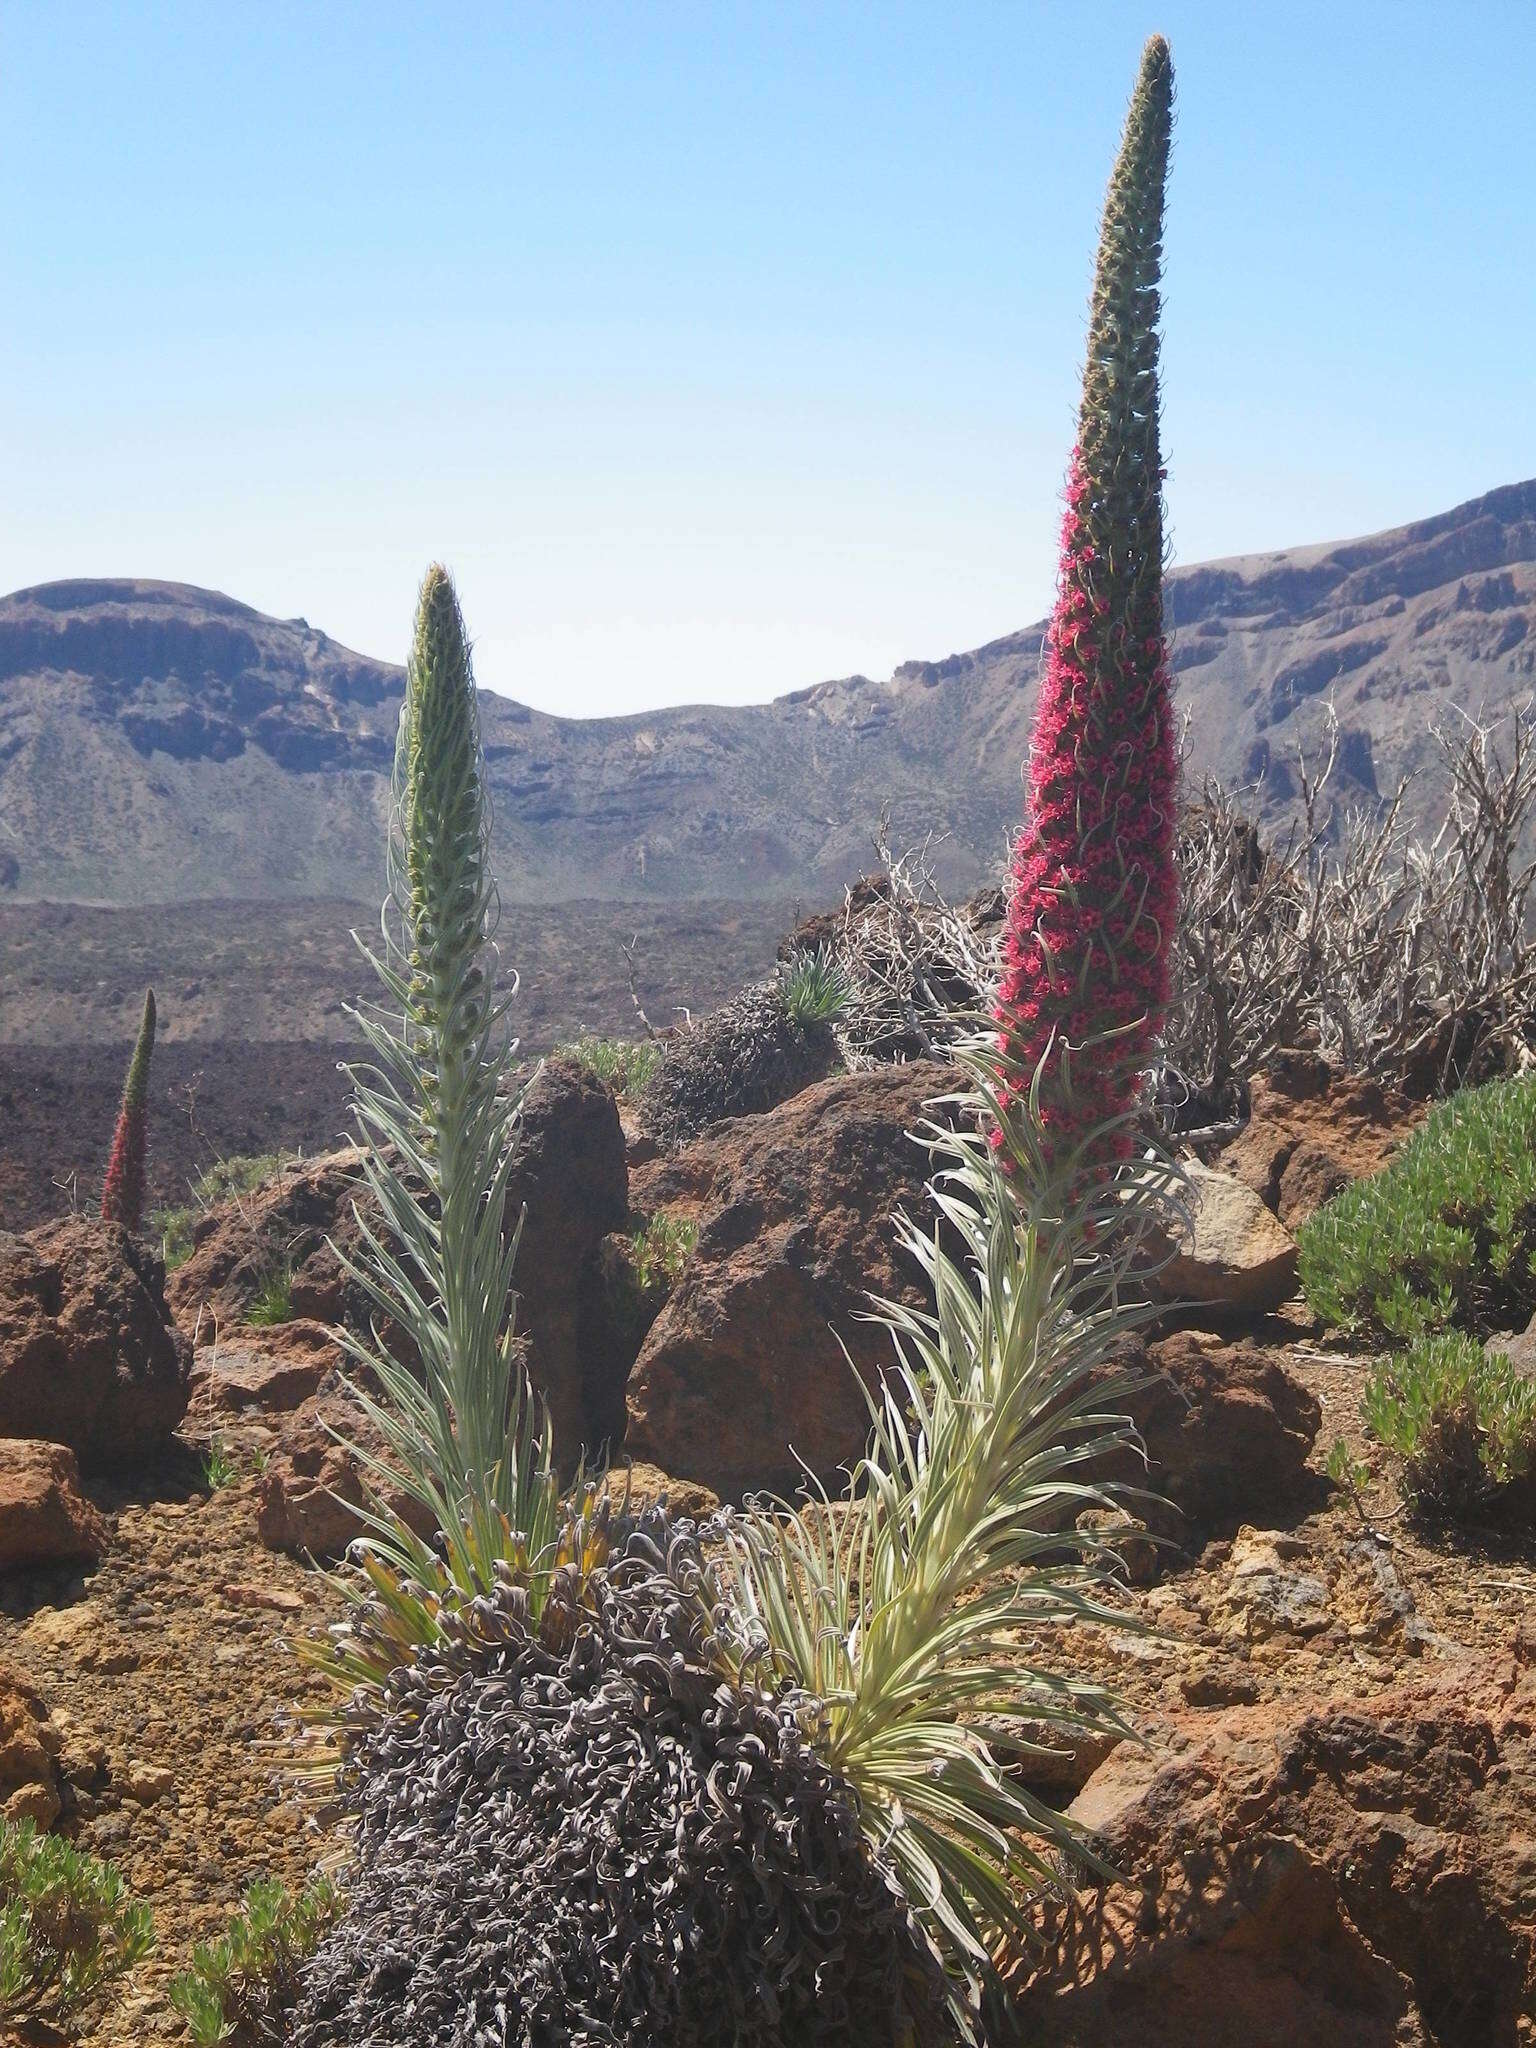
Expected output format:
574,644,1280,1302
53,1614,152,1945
321,564,561,1651
995,35,1178,1169
101,989,156,1232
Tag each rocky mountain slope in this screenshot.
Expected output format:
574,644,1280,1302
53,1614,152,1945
3,480,1533,909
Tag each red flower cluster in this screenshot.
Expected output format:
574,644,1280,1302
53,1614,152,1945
101,988,155,1234
100,1097,148,1233
994,452,1178,1163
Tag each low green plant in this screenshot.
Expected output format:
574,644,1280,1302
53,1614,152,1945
1298,1073,1536,1343
0,1817,154,2024
1364,1331,1536,1522
561,1034,665,1098
629,1211,697,1292
245,1261,295,1328
202,1436,240,1490
779,944,854,1026
169,1874,340,2045
152,1152,295,1271
1324,1434,1373,1526
154,1203,198,1270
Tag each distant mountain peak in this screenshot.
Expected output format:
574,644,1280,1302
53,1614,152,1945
3,479,1533,908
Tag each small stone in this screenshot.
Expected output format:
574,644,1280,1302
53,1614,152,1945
1077,1506,1161,1585
1180,1664,1261,1707
219,1581,304,1615
123,1759,175,1803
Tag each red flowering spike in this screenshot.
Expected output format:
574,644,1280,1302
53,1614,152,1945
995,37,1177,1171
101,989,156,1233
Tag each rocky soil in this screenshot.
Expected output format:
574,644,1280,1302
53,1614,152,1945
0,1056,1531,2044
0,1453,344,2047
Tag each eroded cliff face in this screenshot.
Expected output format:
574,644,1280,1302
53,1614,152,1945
0,580,400,772
2,479,1535,906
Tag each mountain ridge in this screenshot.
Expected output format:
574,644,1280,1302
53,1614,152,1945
3,478,1533,908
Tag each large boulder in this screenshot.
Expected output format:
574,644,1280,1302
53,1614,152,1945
255,1376,436,1560
171,1059,630,1463
1115,1328,1322,1542
1220,1061,1423,1229
624,1062,952,1499
0,1440,110,1572
1018,1651,1536,2046
507,1056,630,1460
167,1145,378,1337
0,1219,191,1469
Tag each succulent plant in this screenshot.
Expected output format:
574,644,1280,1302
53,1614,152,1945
101,987,156,1232
994,35,1179,1166
314,563,559,1709
289,1501,958,2048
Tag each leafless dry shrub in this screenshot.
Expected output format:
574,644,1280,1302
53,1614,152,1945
811,706,1536,1114
791,813,1002,1068
1171,702,1536,1107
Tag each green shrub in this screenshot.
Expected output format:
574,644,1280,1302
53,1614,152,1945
245,1261,295,1328
0,1817,153,2023
560,1034,666,1099
1297,1074,1536,1342
629,1212,697,1293
1364,1332,1536,1522
778,945,854,1027
170,1874,339,2045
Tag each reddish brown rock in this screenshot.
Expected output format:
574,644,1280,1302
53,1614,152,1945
188,1319,339,1418
0,1439,110,1572
0,1660,64,1826
507,1056,630,1461
1018,1655,1536,2046
1222,1066,1423,1229
624,1062,952,1499
254,1378,436,1560
0,1219,191,1469
167,1146,374,1337
170,1058,630,1464
1116,1328,1322,1541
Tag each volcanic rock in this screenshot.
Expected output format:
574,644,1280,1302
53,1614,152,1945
506,1056,631,1460
1153,1161,1299,1312
623,1062,951,1499
1221,1064,1422,1228
1115,1328,1322,1543
0,1218,191,1469
0,1659,65,1826
254,1377,436,1560
189,1320,338,1417
0,1440,110,1573
167,1146,374,1337
1019,1652,1536,2045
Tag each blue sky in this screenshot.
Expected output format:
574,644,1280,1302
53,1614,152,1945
3,3,1533,714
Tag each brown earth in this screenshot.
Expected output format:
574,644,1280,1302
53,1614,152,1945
1,1322,1529,2045
0,895,786,1235
0,1062,1531,2044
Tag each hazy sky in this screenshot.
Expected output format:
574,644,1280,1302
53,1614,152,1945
4,3,1533,714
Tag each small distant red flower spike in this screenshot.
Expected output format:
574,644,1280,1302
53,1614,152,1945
993,37,1177,1174
102,990,156,1234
